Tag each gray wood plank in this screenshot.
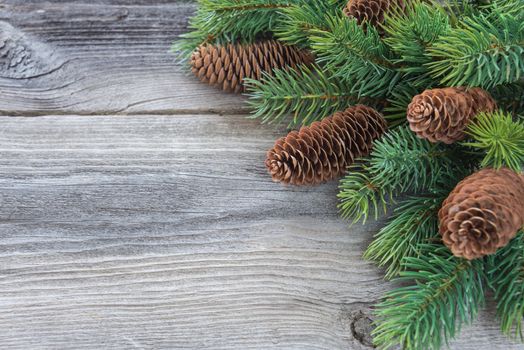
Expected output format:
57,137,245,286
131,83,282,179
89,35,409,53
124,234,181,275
1,1,523,349
0,1,247,115
0,114,522,350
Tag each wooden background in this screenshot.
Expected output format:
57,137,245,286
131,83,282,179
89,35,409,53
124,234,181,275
0,1,522,349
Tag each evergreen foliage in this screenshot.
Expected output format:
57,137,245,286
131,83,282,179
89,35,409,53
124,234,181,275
245,65,362,126
427,13,524,89
173,0,300,59
373,245,486,350
240,0,524,125
383,86,422,126
364,194,443,279
309,13,402,97
464,111,524,172
384,1,450,77
490,80,524,116
338,166,389,223
338,126,465,223
483,0,524,22
177,1,524,349
275,0,345,48
488,233,524,340
366,127,459,192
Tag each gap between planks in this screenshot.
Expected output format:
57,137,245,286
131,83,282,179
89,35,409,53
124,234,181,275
0,108,251,118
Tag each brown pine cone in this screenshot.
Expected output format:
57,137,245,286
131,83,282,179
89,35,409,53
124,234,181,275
190,40,313,93
407,87,497,144
265,105,387,185
343,0,405,28
439,168,524,260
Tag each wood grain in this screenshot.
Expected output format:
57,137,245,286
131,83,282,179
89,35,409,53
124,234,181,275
0,115,522,349
0,1,523,349
0,1,246,115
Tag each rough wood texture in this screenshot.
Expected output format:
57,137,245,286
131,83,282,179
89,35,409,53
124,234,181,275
0,0,246,115
1,115,521,350
0,1,522,349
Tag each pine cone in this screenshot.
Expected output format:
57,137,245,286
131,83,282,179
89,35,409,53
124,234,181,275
343,0,405,28
265,105,387,185
190,40,313,93
439,168,524,260
407,87,497,144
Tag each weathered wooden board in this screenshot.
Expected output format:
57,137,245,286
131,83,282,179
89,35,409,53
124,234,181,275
0,1,523,349
0,1,246,115
0,115,522,350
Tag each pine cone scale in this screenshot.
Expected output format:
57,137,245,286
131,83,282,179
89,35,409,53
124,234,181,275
265,105,387,185
190,40,312,93
407,87,496,144
439,168,524,260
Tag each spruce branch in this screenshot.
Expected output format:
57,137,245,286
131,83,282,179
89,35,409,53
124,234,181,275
338,167,389,224
482,0,524,23
309,13,402,98
274,0,345,48
172,0,299,61
383,85,422,127
373,245,486,350
463,111,524,172
364,194,443,279
194,0,297,42
427,12,524,89
440,0,486,23
338,126,464,223
366,126,459,193
245,65,363,126
384,1,450,76
490,80,524,116
488,233,524,340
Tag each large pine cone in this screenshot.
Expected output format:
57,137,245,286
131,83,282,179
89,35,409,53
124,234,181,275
407,87,497,144
439,168,524,260
343,0,405,28
265,105,387,185
190,40,313,93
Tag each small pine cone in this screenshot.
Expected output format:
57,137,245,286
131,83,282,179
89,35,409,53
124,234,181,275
343,0,405,28
190,40,313,93
265,105,387,185
439,168,524,260
407,87,497,144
